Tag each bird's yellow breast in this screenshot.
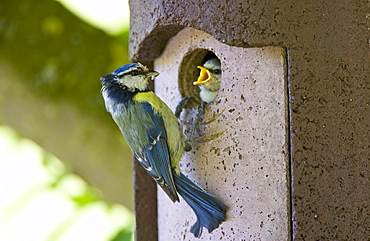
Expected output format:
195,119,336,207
133,92,164,113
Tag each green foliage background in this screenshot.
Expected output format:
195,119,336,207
0,0,134,240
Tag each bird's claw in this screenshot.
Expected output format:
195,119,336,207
185,140,193,152
200,108,225,125
177,100,226,151
194,129,226,144
175,96,197,118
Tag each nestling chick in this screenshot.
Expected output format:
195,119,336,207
175,58,224,150
193,58,222,103
100,63,227,238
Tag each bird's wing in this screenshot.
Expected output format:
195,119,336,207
134,101,179,202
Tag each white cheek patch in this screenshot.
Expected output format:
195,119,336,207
119,75,149,91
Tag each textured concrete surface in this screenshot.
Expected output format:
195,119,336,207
130,1,370,239
154,27,289,240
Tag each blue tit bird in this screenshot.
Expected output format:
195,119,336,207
175,58,224,150
100,63,227,238
193,58,222,103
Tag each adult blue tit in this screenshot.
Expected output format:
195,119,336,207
193,58,222,103
100,63,227,238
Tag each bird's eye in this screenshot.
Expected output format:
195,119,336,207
131,70,140,76
212,69,221,75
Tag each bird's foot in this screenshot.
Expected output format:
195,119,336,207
200,108,225,125
194,129,226,144
175,96,196,118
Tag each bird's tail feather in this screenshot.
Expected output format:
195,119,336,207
173,172,227,238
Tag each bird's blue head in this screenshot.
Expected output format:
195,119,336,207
100,63,159,92
112,63,139,76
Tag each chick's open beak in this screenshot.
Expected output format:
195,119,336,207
193,66,211,85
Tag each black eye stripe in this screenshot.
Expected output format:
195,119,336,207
130,69,147,76
117,69,144,77
130,70,140,76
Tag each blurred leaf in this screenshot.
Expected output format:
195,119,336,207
41,152,70,178
71,187,100,206
110,227,134,241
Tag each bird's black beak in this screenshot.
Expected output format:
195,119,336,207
100,74,116,86
146,71,160,80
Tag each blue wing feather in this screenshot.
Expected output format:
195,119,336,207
174,173,228,237
135,102,179,202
